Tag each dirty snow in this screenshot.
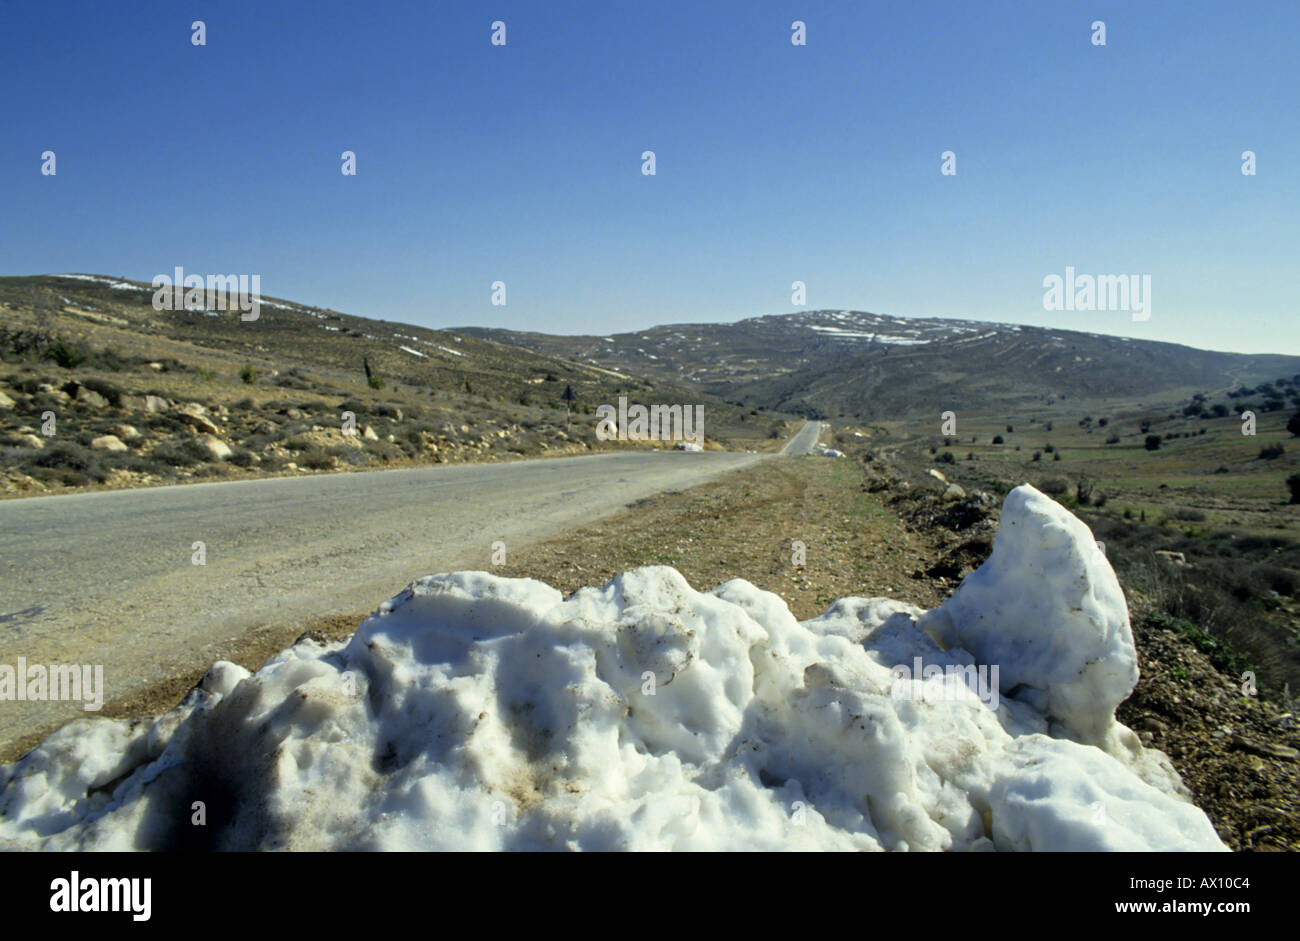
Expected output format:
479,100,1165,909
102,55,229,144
0,485,1224,851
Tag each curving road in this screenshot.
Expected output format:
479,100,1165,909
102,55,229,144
0,423,820,752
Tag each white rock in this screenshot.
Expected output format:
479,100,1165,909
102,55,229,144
192,434,232,461
175,403,219,434
90,434,128,452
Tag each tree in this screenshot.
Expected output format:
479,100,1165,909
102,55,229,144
992,435,1004,445
1287,411,1300,437
1144,435,1161,451
1288,474,1300,505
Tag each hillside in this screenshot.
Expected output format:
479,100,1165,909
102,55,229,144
0,275,794,495
460,310,1300,419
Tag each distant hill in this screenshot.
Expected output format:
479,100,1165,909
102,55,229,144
458,310,1300,419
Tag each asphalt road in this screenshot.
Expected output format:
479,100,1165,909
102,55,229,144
781,420,825,455
0,423,820,750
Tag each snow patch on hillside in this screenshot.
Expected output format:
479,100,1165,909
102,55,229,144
0,486,1224,852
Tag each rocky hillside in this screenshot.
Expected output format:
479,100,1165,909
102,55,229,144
0,275,793,495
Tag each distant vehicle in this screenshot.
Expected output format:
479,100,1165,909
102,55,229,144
819,448,844,457
674,441,703,452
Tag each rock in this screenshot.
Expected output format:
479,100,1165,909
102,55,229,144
175,404,219,434
37,383,70,402
192,434,233,461
1231,735,1299,761
147,362,165,371
385,434,395,443
0,390,14,409
118,394,146,411
942,484,966,501
2,472,46,493
74,386,109,408
927,468,949,483
16,434,45,449
1155,550,1188,566
284,408,304,420
362,425,380,441
143,395,170,413
108,424,141,441
90,434,128,452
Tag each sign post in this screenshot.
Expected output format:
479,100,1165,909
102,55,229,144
560,385,576,431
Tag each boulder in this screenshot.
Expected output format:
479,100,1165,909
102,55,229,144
176,403,219,434
90,434,128,452
192,434,233,461
73,385,109,408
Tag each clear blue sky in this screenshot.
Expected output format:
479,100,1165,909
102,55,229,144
2,1,1295,353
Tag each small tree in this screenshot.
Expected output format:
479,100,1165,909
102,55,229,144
992,435,1004,445
363,357,383,390
239,364,257,384
1144,435,1161,451
1288,474,1300,505
1287,411,1300,437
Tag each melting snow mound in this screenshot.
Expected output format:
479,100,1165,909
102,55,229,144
0,485,1225,851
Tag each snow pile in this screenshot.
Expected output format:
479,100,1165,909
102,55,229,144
0,485,1225,851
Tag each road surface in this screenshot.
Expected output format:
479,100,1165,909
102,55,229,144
781,420,826,455
0,424,820,751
